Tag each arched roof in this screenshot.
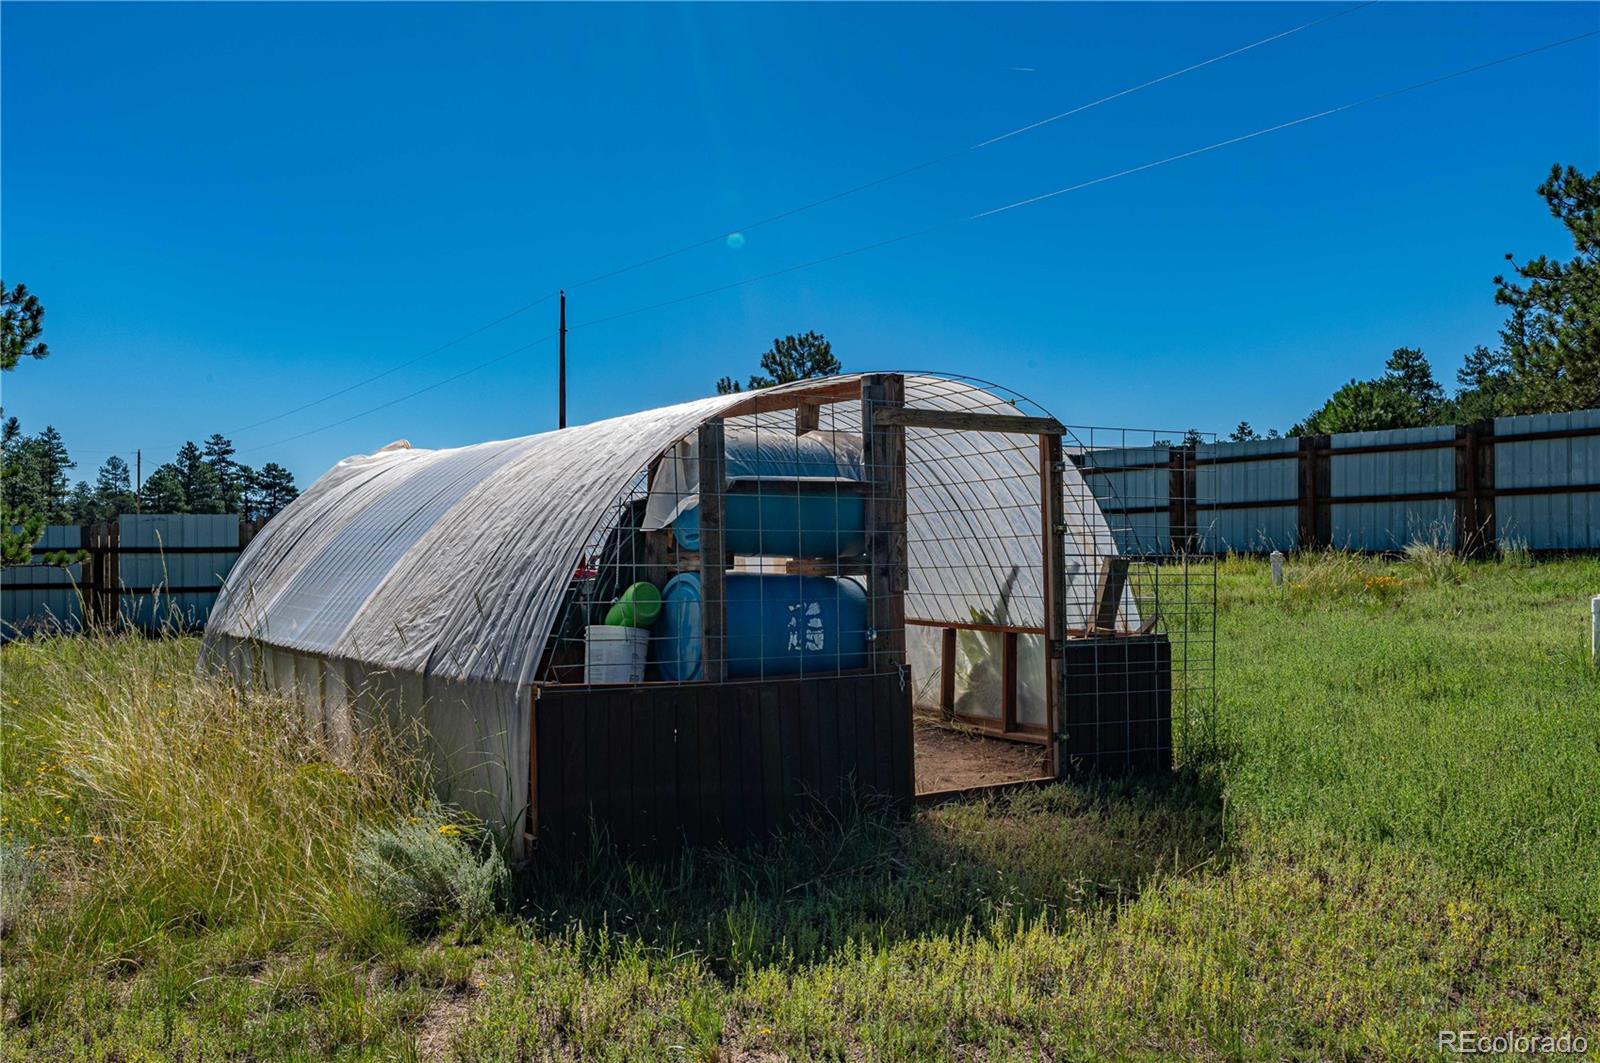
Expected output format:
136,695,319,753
203,373,1120,688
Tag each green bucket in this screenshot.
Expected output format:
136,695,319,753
604,581,662,629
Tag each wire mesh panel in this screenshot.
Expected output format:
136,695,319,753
534,374,1217,778
1069,427,1218,767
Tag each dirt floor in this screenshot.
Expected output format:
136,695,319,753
913,720,1050,795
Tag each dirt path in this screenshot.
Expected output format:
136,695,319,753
913,721,1048,794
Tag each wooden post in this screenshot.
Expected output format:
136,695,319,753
1164,445,1190,550
83,522,119,629
1456,420,1496,558
939,627,956,717
1040,433,1067,778
1091,556,1130,633
81,524,100,628
861,374,907,674
558,290,568,430
1297,434,1331,551
697,420,728,683
795,400,820,435
1001,631,1019,733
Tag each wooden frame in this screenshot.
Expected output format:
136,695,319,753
861,374,908,675
696,421,728,683
871,407,1064,436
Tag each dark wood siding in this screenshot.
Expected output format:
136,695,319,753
534,670,913,856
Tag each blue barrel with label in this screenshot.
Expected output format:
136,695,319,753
673,483,865,559
652,572,869,680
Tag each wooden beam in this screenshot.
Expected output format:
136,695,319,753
696,421,728,683
862,374,907,675
715,378,862,419
783,555,869,577
870,406,1064,435
1091,556,1129,634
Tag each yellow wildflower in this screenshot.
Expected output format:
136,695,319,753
437,824,462,837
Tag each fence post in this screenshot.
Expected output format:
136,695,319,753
1297,435,1331,551
1455,420,1496,558
1167,445,1197,554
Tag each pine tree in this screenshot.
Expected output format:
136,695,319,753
1493,164,1600,413
36,426,74,520
203,433,245,514
1,281,50,371
139,464,188,513
252,463,299,518
716,332,840,394
174,441,224,513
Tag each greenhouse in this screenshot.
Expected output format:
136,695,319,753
201,372,1180,857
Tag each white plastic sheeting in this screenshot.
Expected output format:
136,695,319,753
200,373,1127,848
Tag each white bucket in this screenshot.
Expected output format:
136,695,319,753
585,625,649,684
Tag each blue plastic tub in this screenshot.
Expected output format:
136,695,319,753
673,483,865,558
651,572,869,681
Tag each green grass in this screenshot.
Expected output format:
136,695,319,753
2,555,1597,1059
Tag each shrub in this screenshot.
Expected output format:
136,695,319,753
0,839,44,936
354,804,508,939
1401,538,1464,585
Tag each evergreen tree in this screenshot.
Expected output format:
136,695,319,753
139,464,188,513
1,281,50,371
1293,348,1447,435
203,433,245,513
68,481,96,522
1228,421,1260,442
716,331,840,394
1493,164,1600,413
36,426,74,520
89,456,137,521
252,463,299,518
174,441,224,513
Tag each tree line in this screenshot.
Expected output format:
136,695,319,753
1226,164,1599,443
1,420,297,525
2,280,299,565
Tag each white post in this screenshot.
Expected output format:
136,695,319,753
1591,595,1599,667
1270,550,1285,589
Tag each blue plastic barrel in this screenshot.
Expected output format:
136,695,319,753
652,572,869,681
674,484,865,558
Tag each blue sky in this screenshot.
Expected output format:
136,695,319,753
3,2,1597,486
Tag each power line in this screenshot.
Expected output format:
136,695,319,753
555,2,1374,294
216,5,1366,444
225,289,558,435
235,26,1596,453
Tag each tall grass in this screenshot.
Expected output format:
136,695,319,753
1,635,433,1023
1215,551,1600,931
6,557,1599,1058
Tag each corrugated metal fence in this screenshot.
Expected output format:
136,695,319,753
1076,408,1600,556
2,514,259,637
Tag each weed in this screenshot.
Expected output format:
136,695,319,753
355,803,509,940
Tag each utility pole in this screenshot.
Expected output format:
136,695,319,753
558,290,567,429
135,449,142,514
